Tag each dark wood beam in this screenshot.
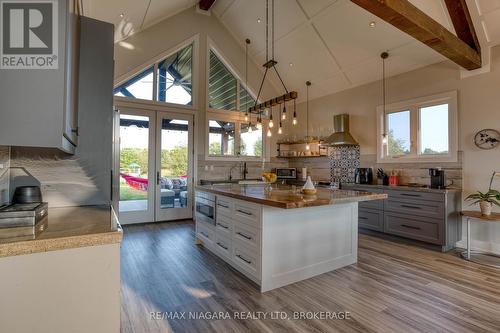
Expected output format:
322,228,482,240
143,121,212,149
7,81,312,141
199,0,216,11
248,91,298,113
444,0,480,52
350,0,481,70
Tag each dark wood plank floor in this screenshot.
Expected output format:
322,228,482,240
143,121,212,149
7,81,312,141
120,221,500,333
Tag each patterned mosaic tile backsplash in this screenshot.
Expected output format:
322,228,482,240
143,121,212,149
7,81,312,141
329,145,360,184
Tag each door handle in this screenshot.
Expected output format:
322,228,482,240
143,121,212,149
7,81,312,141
236,254,252,264
359,216,368,220
400,193,421,197
217,223,229,229
218,203,229,208
400,224,421,230
236,232,252,240
217,242,228,250
400,204,422,210
236,209,252,216
157,171,160,185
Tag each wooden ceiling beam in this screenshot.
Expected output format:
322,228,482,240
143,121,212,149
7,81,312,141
443,0,480,52
350,0,481,70
199,0,216,11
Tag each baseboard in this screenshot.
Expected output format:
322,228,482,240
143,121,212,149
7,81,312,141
455,239,500,256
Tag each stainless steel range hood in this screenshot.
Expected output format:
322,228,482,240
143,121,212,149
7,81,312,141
323,114,358,146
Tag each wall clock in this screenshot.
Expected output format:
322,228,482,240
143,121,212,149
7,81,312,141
474,129,500,150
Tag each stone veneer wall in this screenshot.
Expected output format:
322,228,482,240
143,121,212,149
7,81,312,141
0,146,10,206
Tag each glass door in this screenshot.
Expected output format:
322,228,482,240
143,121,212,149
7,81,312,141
117,110,155,224
155,112,194,221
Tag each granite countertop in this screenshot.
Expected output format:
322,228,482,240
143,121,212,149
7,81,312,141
341,183,461,193
0,205,122,258
196,184,387,209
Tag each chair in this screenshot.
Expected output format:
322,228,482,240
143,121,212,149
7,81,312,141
160,189,175,208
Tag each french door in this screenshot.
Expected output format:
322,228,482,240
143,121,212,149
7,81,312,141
116,108,193,224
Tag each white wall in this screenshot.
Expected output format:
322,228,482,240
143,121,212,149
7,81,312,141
287,46,500,253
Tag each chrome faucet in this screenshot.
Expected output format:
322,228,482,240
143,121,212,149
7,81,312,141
229,164,239,181
242,162,248,180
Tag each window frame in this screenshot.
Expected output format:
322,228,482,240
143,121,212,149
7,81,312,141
376,91,458,163
205,112,268,162
113,35,199,110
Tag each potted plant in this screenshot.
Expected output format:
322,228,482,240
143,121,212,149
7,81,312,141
466,189,500,216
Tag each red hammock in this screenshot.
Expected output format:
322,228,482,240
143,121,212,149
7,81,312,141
120,173,148,191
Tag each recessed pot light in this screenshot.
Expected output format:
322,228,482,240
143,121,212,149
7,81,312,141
257,18,261,23
369,21,376,27
289,62,293,67
120,13,124,18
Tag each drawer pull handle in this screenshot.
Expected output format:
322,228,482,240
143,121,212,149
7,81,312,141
400,204,422,210
218,203,229,208
236,209,253,216
236,232,252,240
236,254,252,264
359,217,368,220
217,242,228,250
400,224,421,230
217,223,229,229
400,193,421,197
200,231,209,238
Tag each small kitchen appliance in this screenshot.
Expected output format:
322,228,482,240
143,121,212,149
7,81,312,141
429,168,446,189
355,168,373,184
276,168,297,179
0,202,48,239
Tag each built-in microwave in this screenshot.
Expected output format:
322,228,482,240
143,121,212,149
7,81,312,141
195,192,215,225
275,168,297,179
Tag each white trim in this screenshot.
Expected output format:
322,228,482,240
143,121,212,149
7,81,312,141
114,34,199,110
376,90,458,163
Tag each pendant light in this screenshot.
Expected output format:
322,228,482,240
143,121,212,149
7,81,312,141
269,105,274,128
305,81,311,150
267,127,272,137
278,120,283,134
292,99,297,125
244,39,250,123
381,52,389,145
256,111,262,130
281,101,287,120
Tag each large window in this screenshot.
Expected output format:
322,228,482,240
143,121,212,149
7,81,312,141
207,117,263,159
377,91,458,163
208,49,256,112
114,43,193,106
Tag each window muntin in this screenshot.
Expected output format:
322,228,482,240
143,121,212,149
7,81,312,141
240,123,262,157
387,110,411,157
157,44,193,105
208,120,235,156
419,104,449,155
114,67,154,100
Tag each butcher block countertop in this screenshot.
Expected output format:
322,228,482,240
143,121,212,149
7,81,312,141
196,184,387,209
0,205,122,258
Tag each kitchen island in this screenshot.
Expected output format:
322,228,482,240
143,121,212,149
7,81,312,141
195,184,386,292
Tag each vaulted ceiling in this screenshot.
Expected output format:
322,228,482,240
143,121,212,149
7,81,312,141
83,0,500,101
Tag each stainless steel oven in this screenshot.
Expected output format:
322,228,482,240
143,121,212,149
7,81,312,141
195,192,215,225
276,168,297,179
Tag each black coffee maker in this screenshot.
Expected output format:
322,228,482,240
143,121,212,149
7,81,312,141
429,168,445,189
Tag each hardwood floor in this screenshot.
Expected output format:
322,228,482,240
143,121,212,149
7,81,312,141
120,221,500,333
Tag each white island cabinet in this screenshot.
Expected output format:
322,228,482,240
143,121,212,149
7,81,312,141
195,185,385,292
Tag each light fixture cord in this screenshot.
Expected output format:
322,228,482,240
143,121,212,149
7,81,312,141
382,54,387,136
272,0,275,60
266,0,269,62
245,39,249,115
306,83,309,139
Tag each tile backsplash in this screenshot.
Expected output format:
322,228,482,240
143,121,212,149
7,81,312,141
329,145,360,184
0,146,10,206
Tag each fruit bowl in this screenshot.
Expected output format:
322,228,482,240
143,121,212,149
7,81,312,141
261,172,277,183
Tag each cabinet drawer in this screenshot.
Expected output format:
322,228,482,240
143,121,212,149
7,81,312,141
214,233,232,260
359,199,384,210
215,214,232,237
233,222,260,250
384,213,443,245
358,209,383,232
386,190,443,202
385,199,444,219
216,196,233,216
233,242,260,279
196,222,215,248
234,201,261,226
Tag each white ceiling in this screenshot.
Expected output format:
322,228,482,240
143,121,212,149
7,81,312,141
83,0,500,101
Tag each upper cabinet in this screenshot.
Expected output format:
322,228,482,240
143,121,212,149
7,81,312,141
0,0,114,154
